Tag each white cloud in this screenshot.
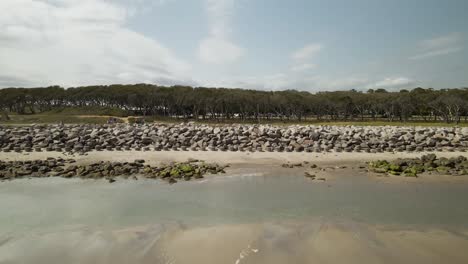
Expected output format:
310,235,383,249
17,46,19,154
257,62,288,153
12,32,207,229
201,73,416,92
289,43,323,73
199,37,244,64
420,33,462,50
200,73,371,92
229,73,291,90
310,76,369,91
205,0,235,38
409,47,462,60
292,44,323,61
290,63,317,72
198,0,244,64
118,0,174,16
365,77,414,90
0,0,192,87
410,33,463,60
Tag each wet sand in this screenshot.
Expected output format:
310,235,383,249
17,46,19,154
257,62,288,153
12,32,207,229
1,221,468,264
161,222,468,264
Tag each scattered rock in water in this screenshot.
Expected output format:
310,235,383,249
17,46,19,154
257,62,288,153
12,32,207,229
0,158,227,184
368,155,468,177
167,178,177,184
304,172,316,179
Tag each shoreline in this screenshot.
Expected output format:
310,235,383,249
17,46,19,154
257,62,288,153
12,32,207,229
1,150,466,166
2,151,468,184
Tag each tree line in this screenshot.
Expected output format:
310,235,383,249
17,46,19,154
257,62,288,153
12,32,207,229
0,84,467,123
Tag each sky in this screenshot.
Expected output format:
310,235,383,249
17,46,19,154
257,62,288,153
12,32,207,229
0,0,467,92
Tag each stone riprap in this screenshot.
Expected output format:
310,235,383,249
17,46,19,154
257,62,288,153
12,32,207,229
0,124,467,153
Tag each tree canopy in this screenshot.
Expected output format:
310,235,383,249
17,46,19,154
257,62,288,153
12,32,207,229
1,84,467,123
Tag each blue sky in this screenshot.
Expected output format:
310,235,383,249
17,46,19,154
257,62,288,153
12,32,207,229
1,0,467,91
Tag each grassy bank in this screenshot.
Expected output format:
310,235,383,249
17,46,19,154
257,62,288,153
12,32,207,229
0,106,128,125
1,114,110,125
1,112,467,127
44,106,129,117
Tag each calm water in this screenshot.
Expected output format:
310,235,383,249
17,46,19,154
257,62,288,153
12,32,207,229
2,172,468,263
2,171,468,236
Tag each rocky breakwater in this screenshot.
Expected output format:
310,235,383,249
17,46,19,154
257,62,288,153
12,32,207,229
0,158,227,184
0,124,467,153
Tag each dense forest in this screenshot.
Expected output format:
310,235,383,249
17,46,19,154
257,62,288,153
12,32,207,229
0,84,467,123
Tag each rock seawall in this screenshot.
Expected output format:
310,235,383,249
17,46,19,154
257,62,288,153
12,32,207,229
1,124,467,153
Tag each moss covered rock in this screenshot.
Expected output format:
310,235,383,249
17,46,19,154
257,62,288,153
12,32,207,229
368,155,468,178
179,164,194,173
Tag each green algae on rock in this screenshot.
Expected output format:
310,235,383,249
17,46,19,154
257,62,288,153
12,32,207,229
368,154,468,177
0,158,227,184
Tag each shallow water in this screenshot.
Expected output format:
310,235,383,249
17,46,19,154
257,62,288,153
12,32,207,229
1,171,468,263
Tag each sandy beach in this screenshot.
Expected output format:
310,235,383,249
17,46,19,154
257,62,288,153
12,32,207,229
1,150,466,166
2,150,468,183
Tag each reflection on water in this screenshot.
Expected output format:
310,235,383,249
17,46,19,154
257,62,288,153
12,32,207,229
2,221,468,264
1,172,468,263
